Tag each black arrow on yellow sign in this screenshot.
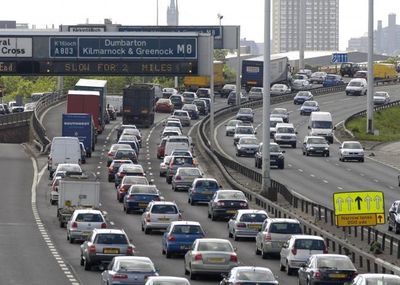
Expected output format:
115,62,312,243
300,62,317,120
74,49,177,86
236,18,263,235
355,196,363,210
378,215,383,223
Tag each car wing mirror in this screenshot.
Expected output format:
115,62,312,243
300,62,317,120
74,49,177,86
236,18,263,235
333,126,336,130
308,126,311,129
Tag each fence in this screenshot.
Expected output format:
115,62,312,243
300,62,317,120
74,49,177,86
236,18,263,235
197,80,400,271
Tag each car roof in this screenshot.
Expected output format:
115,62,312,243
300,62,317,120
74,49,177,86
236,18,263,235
276,123,294,128
236,209,267,215
197,238,231,243
193,178,218,183
342,140,361,144
149,201,177,206
170,221,201,226
313,254,351,259
93,228,125,234
73,209,103,214
305,136,326,140
290,234,325,240
267,218,299,223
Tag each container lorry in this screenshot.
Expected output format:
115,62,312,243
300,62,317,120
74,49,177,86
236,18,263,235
183,61,225,92
57,172,100,228
62,113,95,157
122,84,155,128
67,90,103,134
74,79,108,128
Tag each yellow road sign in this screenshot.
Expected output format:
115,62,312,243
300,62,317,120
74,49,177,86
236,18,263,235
333,191,384,215
336,214,377,227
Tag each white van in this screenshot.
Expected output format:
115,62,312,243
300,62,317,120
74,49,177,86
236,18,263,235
164,136,192,157
48,137,81,178
308,112,334,143
345,78,367,96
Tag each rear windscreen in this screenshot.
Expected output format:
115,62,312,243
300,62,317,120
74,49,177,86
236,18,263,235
95,234,127,244
76,213,103,222
240,213,268,223
269,223,302,234
151,205,178,214
294,239,325,250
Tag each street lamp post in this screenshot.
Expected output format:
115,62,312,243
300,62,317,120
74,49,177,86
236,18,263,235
156,0,159,26
367,0,374,134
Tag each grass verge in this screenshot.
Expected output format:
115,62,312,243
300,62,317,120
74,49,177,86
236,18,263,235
346,106,400,141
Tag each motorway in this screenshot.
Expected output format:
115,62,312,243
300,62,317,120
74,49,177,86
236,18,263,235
1,84,398,284
214,85,400,235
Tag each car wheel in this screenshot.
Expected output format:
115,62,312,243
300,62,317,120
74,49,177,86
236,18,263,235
190,199,196,206
84,258,91,271
395,224,400,234
292,143,296,148
211,211,216,221
144,228,151,235
225,132,229,136
108,176,112,182
167,177,172,184
166,250,172,258
278,163,284,170
388,222,393,231
360,158,365,162
325,152,330,157
280,262,285,271
141,223,144,232
184,264,189,275
255,244,261,255
262,247,269,259
306,151,309,156
286,261,293,275
233,232,239,241
302,151,305,156
69,237,74,244
236,152,239,157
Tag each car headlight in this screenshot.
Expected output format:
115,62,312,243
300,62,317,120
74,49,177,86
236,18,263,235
324,147,329,150
309,147,314,150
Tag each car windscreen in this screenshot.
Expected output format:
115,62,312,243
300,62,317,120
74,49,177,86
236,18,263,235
217,191,246,200
179,168,201,176
130,186,157,194
297,92,310,97
170,96,182,103
311,121,332,129
316,256,355,270
76,213,103,222
118,260,155,272
59,165,81,172
269,222,302,234
239,108,252,114
240,213,268,223
303,101,317,106
308,138,326,144
152,282,188,285
172,225,203,235
236,128,254,134
342,142,362,149
349,81,362,87
228,120,241,127
151,205,178,214
168,138,189,144
235,269,275,281
272,109,286,115
95,233,128,244
197,241,233,252
270,145,280,152
294,239,325,250
240,138,258,144
276,127,294,134
325,75,337,80
374,92,387,98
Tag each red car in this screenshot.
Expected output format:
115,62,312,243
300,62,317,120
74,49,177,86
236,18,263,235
116,176,149,202
157,137,168,159
155,98,174,113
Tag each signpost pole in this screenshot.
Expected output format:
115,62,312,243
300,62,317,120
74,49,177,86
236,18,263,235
367,0,374,134
209,35,215,151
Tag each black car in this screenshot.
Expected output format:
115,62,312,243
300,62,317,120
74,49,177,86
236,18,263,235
169,95,184,110
302,136,329,157
207,190,249,220
254,143,285,169
298,254,357,285
182,104,199,120
193,99,208,116
388,200,400,233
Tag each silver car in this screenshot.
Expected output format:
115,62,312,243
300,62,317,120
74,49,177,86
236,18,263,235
67,209,107,243
225,119,243,136
270,84,291,96
228,209,269,240
248,87,263,100
236,136,259,157
270,117,283,138
160,156,173,177
300,100,320,115
373,91,390,105
339,141,364,162
141,201,182,234
146,276,191,285
255,218,302,258
233,125,256,145
172,167,203,191
184,238,238,280
172,110,191,127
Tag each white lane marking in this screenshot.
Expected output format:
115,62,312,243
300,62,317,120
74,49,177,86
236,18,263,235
310,174,315,177
30,159,79,285
255,123,262,131
288,164,292,167
97,166,101,169
389,186,394,190
96,172,100,175
323,180,329,184
346,168,351,171
337,186,343,190
188,120,203,136
340,98,353,101
298,169,303,172
374,179,379,183
360,173,365,176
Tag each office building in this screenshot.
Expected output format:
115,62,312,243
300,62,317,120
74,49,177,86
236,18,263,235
272,0,339,53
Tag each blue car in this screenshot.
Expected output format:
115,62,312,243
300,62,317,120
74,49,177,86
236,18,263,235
322,74,344,87
188,178,221,205
123,185,161,214
100,256,158,285
162,221,205,258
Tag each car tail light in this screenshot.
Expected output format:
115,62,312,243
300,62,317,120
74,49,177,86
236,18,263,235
194,253,202,261
108,166,113,173
154,196,161,201
264,234,272,241
230,254,238,262
145,213,151,222
71,222,78,229
88,245,96,253
108,152,113,157
167,235,176,241
113,274,128,280
313,271,321,279
236,223,246,228
127,246,134,255
240,202,248,207
101,223,107,229
217,201,225,206
175,175,181,180
351,272,358,279
291,247,297,255
118,172,126,178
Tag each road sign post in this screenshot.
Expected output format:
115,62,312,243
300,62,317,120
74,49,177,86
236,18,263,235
333,191,385,227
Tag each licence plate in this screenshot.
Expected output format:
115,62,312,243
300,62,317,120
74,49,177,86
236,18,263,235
226,210,237,214
103,248,119,254
82,231,91,236
158,217,170,221
248,224,261,229
180,245,190,250
207,257,225,263
329,273,346,278
203,191,212,195
139,203,148,207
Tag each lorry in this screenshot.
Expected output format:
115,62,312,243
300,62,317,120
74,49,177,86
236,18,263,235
62,113,95,157
122,84,155,128
241,56,289,91
373,63,398,81
57,172,100,228
183,61,225,92
74,79,108,129
67,90,103,134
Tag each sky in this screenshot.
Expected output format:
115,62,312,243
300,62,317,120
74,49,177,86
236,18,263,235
2,0,400,51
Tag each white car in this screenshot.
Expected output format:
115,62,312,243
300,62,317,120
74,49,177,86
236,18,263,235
141,201,182,234
274,123,297,148
233,125,256,145
225,119,243,136
270,84,291,96
146,276,190,285
292,79,311,90
339,141,364,162
349,274,400,285
346,78,367,96
279,235,327,275
227,209,269,240
373,91,390,105
270,117,284,138
159,156,173,177
66,209,107,243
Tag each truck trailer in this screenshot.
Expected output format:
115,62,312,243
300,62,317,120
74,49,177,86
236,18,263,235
122,84,155,128
62,113,95,157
